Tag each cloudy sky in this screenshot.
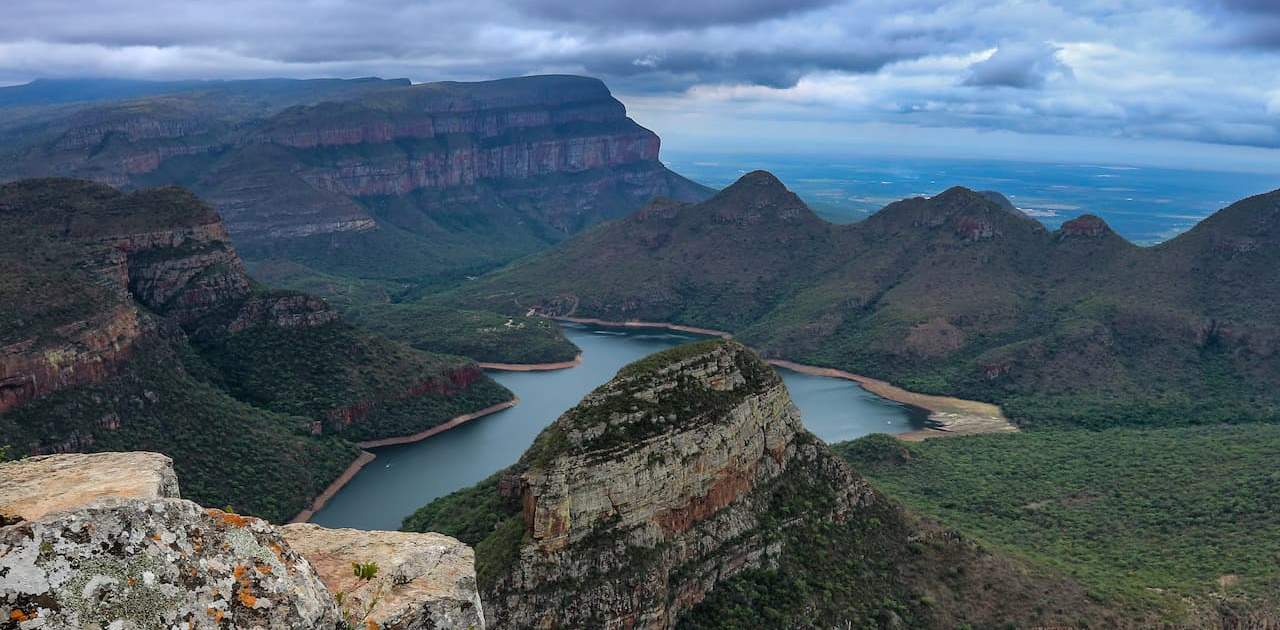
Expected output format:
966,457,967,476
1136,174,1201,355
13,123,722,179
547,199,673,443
3,0,1280,169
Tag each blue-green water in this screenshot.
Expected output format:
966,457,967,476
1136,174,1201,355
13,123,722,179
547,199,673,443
665,153,1279,245
310,324,925,530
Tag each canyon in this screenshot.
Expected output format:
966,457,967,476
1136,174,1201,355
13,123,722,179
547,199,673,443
0,178,512,522
407,340,1118,628
0,76,711,293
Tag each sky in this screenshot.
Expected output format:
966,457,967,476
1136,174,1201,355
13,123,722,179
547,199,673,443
2,0,1280,170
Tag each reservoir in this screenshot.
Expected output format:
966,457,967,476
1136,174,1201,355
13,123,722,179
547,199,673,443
311,323,927,530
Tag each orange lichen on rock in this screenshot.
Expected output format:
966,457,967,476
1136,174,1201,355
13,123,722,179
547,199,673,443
207,508,252,528
207,608,225,623
9,609,31,622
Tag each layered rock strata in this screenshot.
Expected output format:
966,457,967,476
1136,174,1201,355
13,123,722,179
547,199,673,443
484,340,872,628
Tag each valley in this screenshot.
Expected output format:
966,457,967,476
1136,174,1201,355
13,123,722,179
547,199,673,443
310,323,934,531
2,67,1278,629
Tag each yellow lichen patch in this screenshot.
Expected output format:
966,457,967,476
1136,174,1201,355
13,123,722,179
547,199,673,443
9,609,32,622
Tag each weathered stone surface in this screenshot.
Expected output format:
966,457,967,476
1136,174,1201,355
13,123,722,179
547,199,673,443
0,453,486,630
281,524,485,630
486,340,872,629
0,452,180,523
0,499,340,629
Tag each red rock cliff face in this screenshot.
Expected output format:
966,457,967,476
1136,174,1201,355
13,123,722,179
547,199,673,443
325,364,485,429
4,77,702,244
298,130,660,197
0,185,256,412
0,305,143,414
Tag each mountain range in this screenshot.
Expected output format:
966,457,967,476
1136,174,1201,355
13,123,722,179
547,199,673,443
450,170,1280,428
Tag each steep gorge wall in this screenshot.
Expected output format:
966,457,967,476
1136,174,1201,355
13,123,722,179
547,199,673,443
3,77,704,246
484,341,873,628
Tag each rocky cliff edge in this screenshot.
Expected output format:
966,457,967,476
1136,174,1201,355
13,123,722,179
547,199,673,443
0,452,484,630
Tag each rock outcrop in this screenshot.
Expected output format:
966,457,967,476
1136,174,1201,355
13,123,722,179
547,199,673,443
0,452,180,523
282,525,485,630
0,452,485,630
479,340,873,628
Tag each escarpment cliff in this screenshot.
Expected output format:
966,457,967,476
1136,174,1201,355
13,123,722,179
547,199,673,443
0,75,711,294
408,340,1110,628
0,178,513,522
0,452,484,630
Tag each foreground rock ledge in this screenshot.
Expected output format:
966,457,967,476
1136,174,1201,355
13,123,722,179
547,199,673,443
0,452,484,629
282,524,486,630
0,452,181,523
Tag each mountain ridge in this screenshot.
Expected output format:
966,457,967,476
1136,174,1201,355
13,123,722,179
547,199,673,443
450,170,1280,427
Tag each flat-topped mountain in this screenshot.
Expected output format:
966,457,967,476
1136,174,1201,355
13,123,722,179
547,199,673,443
0,178,512,522
451,171,1280,428
0,75,711,297
405,340,1117,628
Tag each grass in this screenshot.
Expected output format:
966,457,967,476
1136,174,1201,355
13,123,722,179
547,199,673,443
834,425,1280,618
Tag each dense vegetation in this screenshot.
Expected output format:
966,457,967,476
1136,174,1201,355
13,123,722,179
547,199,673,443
835,427,1280,620
193,320,512,441
0,338,359,522
346,301,579,364
448,171,1280,430
0,178,516,522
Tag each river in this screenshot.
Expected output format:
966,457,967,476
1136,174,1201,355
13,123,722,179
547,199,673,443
311,323,927,530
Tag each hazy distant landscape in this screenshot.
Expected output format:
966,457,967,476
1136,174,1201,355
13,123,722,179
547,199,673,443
667,152,1279,243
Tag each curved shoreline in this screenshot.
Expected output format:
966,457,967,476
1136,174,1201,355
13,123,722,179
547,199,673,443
287,398,519,524
478,354,582,372
549,315,1014,441
552,316,734,339
764,360,1016,441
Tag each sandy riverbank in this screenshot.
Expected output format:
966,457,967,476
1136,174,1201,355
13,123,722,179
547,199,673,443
287,398,519,524
546,315,1014,440
478,354,582,371
765,360,1016,441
